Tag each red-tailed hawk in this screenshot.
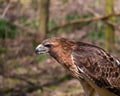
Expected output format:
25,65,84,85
35,37,120,96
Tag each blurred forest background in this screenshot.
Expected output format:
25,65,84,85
0,0,120,96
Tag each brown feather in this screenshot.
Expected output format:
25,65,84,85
38,37,120,96
72,41,120,95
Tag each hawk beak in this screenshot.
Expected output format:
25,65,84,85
35,44,49,54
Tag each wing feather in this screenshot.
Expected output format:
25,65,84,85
71,44,120,95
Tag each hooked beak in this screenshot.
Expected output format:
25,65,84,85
35,44,49,54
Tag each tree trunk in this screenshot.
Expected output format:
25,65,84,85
36,0,49,42
105,0,115,53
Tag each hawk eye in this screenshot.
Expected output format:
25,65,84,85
44,44,52,48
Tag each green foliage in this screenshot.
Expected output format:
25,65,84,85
82,13,93,18
105,0,115,52
87,21,105,40
0,19,17,39
19,16,38,30
47,33,54,38
36,89,42,94
47,20,57,37
115,17,120,24
62,0,68,4
19,16,27,24
0,47,7,54
48,19,57,29
31,0,38,10
65,14,80,21
10,60,19,68
65,13,93,22
35,54,47,63
19,16,31,27
0,57,5,62
88,30,104,40
117,35,120,41
30,19,38,29
32,41,39,48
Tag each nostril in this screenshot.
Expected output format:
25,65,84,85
35,48,39,54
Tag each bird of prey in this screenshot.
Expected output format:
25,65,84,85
35,37,120,96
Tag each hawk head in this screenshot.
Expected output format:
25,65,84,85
35,37,76,64
35,37,75,55
35,37,63,55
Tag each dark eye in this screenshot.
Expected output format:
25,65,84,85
44,44,52,48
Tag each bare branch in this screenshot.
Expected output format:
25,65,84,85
106,21,120,30
1,2,11,18
0,74,72,95
49,12,120,32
